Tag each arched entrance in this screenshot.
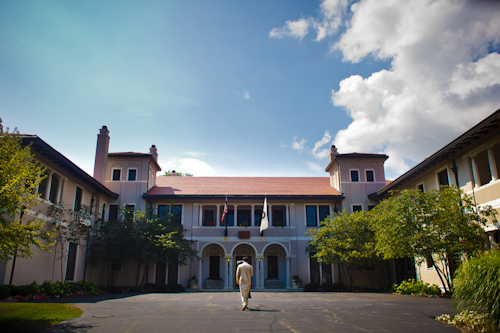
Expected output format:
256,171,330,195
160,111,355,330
263,243,288,289
232,243,256,288
201,243,226,289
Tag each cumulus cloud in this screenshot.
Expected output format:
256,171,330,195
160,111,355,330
292,137,307,152
311,130,332,159
269,0,347,41
330,0,500,178
274,0,500,179
161,157,213,176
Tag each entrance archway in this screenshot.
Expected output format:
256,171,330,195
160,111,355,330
232,243,256,288
201,243,226,288
263,243,287,289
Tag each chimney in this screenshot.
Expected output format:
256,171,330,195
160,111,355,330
171,170,177,177
93,126,110,185
150,144,158,161
329,145,339,163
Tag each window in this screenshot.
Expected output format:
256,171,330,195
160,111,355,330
272,206,285,226
158,205,168,218
237,210,251,226
426,255,435,269
254,208,262,227
109,205,118,221
209,256,220,278
322,263,333,284
221,207,234,226
268,256,278,278
38,174,49,199
128,169,137,181
350,170,359,182
74,187,83,211
48,174,60,203
417,183,424,192
319,206,330,223
437,169,449,187
65,243,78,281
474,150,492,186
112,169,121,181
365,170,375,182
203,209,215,226
309,253,320,284
306,206,317,226
352,205,362,212
125,204,135,221
171,205,182,224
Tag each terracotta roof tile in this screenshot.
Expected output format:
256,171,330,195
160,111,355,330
146,177,341,197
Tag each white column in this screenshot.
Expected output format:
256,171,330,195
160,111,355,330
234,205,238,227
285,204,289,226
251,205,255,227
229,258,234,288
255,256,260,288
224,257,229,288
198,258,203,289
44,171,53,200
488,148,498,181
261,257,265,288
286,257,291,289
471,157,480,187
56,177,65,204
216,205,220,226
199,205,203,226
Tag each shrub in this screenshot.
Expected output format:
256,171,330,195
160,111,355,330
0,285,11,300
320,283,334,292
332,282,347,291
437,311,490,333
170,284,184,293
453,250,500,332
392,279,441,296
303,283,320,292
10,284,38,296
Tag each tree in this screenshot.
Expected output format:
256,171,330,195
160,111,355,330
0,119,54,263
370,186,495,293
164,170,193,177
47,203,93,281
89,205,198,287
307,210,380,291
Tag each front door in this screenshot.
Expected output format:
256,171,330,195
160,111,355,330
234,256,252,288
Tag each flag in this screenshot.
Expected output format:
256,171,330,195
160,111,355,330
221,197,228,222
260,197,269,233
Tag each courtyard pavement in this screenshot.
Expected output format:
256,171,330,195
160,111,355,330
38,291,459,333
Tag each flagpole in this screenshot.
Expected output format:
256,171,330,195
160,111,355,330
224,195,228,237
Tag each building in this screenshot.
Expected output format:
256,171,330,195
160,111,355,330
87,128,393,290
0,135,118,286
5,109,498,290
370,108,500,289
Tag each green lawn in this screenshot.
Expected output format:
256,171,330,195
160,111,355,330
0,303,83,333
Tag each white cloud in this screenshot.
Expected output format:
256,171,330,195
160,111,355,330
311,130,332,159
269,0,347,41
161,157,213,176
274,0,500,179
292,137,307,152
303,161,324,173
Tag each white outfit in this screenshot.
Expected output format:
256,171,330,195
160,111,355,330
236,261,253,309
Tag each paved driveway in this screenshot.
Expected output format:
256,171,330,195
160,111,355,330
41,292,458,333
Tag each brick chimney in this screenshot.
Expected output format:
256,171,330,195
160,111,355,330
329,145,339,163
93,126,110,185
149,144,158,161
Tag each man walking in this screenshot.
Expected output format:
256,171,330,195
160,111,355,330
236,257,253,311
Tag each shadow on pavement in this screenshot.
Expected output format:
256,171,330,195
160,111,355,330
26,293,145,304
42,322,96,333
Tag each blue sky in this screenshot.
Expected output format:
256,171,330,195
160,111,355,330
1,0,499,180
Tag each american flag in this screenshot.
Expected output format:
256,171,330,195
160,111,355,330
221,197,228,222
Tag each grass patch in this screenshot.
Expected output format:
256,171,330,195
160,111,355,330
0,303,83,333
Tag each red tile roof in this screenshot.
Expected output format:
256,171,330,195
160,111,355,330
145,177,342,197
